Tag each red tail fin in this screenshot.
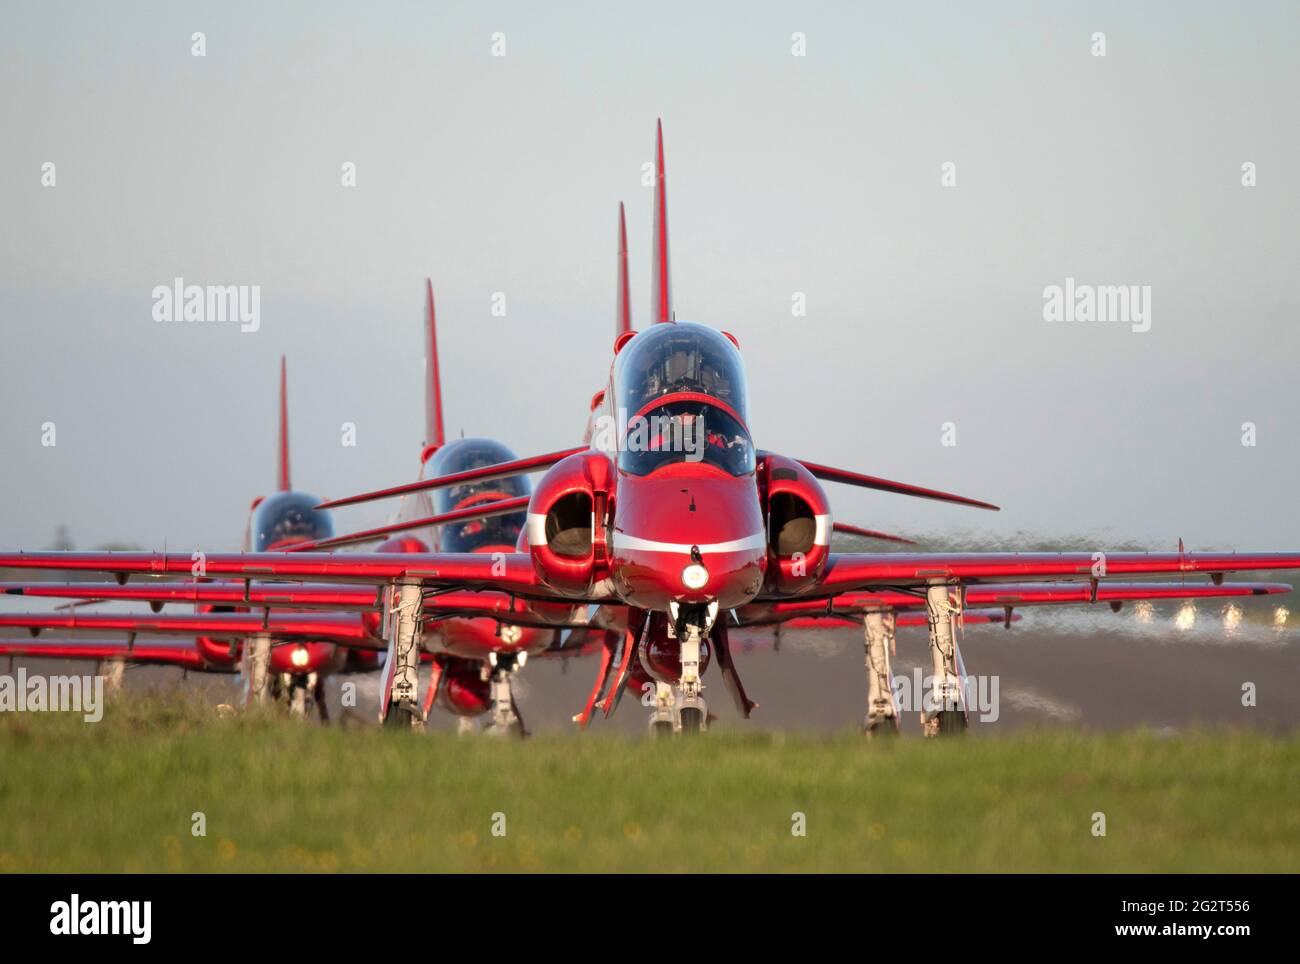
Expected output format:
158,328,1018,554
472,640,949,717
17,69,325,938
277,356,291,492
424,279,446,450
617,202,632,335
651,119,672,323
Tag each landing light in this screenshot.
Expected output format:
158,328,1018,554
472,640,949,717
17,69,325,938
290,646,310,668
681,564,709,590
500,624,522,645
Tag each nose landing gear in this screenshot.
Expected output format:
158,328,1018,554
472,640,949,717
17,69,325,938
673,621,708,734
484,654,527,737
642,602,718,735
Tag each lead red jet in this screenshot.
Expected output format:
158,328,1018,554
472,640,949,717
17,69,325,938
3,122,1297,737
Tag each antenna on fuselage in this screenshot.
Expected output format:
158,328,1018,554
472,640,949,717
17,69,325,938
651,119,673,325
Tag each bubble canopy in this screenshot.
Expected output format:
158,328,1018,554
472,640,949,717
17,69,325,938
254,492,334,550
429,438,530,552
614,322,748,427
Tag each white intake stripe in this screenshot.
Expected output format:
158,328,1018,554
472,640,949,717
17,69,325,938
814,514,832,546
526,513,548,546
611,531,767,555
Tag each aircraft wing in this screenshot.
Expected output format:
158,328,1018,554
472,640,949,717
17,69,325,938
316,447,587,510
741,581,1287,630
778,609,1019,630
965,581,1288,605
789,458,999,511
831,522,915,545
805,551,1300,597
418,591,592,629
0,551,547,595
0,581,382,610
0,611,383,648
0,638,208,668
290,496,532,551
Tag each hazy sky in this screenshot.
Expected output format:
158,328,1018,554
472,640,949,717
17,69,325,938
2,1,1298,552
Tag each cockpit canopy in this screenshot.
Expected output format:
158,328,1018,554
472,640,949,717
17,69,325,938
429,438,531,552
617,398,755,477
614,322,748,427
254,492,334,550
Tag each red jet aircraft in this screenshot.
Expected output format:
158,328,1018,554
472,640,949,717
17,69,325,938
0,358,384,717
0,286,597,732
2,122,1297,737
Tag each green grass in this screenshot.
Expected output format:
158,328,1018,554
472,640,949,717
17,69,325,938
1,696,1297,872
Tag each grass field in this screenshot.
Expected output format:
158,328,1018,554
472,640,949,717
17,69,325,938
1,696,1297,872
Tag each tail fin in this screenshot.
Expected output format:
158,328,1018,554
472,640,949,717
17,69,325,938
277,356,291,492
617,202,632,335
651,119,673,324
424,279,446,451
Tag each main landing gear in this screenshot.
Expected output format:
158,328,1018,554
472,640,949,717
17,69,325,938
381,579,426,730
97,657,126,698
922,583,967,737
242,632,272,708
862,611,900,737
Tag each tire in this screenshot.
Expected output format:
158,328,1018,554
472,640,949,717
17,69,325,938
936,709,967,735
650,720,674,738
383,702,418,730
678,706,705,733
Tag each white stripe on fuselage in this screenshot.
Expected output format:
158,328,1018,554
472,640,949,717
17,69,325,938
610,531,767,554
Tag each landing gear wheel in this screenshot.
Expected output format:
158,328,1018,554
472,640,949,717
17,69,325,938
936,710,967,735
485,720,527,739
678,706,705,733
650,720,674,738
383,701,420,730
864,718,899,738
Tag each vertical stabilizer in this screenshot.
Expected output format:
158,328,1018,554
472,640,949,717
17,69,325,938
424,279,446,450
617,202,632,335
277,356,291,492
651,119,673,323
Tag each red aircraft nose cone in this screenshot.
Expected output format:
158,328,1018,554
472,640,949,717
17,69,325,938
611,473,767,610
